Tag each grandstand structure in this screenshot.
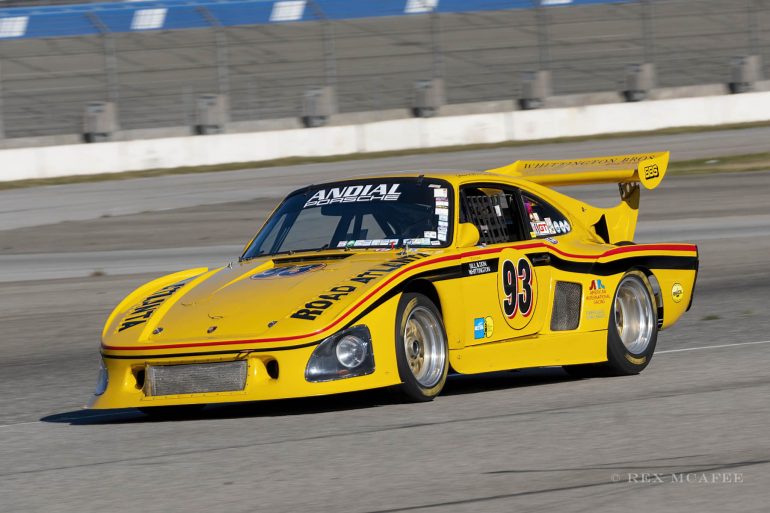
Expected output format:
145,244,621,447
0,0,767,141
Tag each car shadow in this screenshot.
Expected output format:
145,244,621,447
41,367,577,425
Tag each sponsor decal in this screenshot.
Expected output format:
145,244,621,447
545,237,558,244
586,278,611,305
484,316,494,337
433,188,448,198
118,281,187,332
671,282,684,303
291,253,429,320
644,163,660,179
532,221,552,236
424,231,437,239
473,316,494,339
521,155,657,170
304,183,401,208
251,263,326,279
473,318,485,339
435,199,449,207
586,309,606,320
463,259,497,276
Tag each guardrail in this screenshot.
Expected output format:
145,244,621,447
0,1,631,39
3,90,770,182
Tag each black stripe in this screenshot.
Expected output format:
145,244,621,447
526,251,698,275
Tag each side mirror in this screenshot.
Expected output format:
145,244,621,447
456,222,480,248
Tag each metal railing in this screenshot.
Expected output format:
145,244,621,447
0,0,767,139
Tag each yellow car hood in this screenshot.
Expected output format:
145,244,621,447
102,250,433,351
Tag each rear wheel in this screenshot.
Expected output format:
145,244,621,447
394,293,449,402
564,271,658,378
606,271,658,375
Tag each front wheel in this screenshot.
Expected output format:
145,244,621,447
394,293,449,402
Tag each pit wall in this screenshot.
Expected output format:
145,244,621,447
3,91,769,182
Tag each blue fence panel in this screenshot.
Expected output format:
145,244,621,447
0,0,634,40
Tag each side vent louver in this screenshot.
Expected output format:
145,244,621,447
551,282,582,331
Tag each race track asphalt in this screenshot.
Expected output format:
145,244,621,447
1,129,769,512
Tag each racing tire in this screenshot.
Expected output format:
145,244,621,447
564,271,658,378
394,293,449,402
604,271,658,375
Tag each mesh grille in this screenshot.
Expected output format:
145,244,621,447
145,361,248,396
551,282,582,331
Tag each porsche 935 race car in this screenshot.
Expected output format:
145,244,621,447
91,151,698,411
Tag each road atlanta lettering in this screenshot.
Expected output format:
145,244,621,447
291,253,429,321
118,282,186,332
291,285,357,321
304,183,401,208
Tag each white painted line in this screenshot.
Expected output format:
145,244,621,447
657,339,770,354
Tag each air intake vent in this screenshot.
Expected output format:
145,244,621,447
144,361,247,396
551,282,582,331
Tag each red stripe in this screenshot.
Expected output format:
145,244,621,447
101,242,697,352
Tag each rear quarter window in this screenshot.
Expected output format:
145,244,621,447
522,193,571,238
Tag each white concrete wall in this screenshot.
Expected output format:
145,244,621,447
3,91,770,182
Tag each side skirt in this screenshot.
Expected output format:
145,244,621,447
448,330,607,374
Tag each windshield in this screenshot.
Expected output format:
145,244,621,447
242,178,453,258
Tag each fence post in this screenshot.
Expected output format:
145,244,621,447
747,0,759,55
87,13,120,104
198,6,230,98
640,0,655,64
430,10,444,80
0,61,5,139
535,0,551,71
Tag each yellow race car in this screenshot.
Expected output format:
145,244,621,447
91,151,698,413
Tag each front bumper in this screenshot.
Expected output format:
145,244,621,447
91,342,399,409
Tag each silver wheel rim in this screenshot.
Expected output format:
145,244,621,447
614,276,655,354
403,306,446,388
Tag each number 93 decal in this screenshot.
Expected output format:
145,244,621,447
498,257,537,330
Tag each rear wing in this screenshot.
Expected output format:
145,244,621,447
485,151,671,244
486,151,669,190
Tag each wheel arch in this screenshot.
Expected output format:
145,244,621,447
402,279,442,312
400,278,462,355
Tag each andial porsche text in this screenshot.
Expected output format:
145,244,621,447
304,183,401,208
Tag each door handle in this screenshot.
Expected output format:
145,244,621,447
530,254,551,266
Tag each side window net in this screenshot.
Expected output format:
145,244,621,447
464,193,515,244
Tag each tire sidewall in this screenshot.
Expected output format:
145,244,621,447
606,272,658,375
395,292,449,401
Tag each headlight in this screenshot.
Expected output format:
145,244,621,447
305,326,375,382
336,335,368,368
94,358,108,396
